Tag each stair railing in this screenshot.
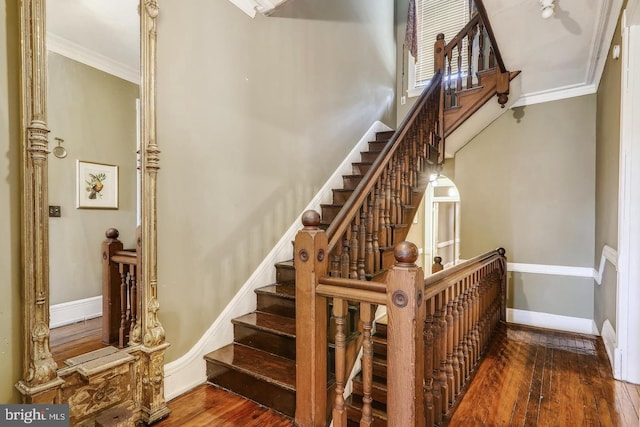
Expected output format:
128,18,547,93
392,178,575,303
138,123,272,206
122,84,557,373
102,228,140,348
295,215,506,426
325,70,444,281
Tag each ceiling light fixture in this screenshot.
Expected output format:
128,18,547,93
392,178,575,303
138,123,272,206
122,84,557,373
539,0,555,19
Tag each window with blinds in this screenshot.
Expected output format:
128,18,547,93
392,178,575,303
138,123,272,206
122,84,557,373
409,0,470,94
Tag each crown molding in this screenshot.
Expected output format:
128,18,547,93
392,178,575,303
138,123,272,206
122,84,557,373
47,32,139,84
511,82,597,107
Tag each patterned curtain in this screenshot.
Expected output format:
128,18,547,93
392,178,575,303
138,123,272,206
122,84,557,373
405,0,418,61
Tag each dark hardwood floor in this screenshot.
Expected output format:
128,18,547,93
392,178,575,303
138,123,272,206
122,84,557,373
450,323,640,426
159,323,640,426
49,317,108,369
155,385,294,427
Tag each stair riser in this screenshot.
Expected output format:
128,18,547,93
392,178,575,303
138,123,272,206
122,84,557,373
233,324,296,360
275,264,295,285
376,131,394,141
372,340,387,358
352,380,387,404
321,205,343,224
256,293,296,319
332,190,354,205
346,406,387,426
343,176,363,190
352,163,372,175
206,363,295,418
368,141,387,153
373,360,387,380
360,151,379,163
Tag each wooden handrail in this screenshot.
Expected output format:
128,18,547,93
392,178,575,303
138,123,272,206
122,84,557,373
326,70,443,252
443,13,480,53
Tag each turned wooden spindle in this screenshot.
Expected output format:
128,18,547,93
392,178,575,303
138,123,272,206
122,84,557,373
332,297,348,427
360,303,375,427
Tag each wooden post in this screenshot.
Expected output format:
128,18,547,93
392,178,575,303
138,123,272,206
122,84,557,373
386,241,426,427
295,210,328,427
496,69,510,107
434,33,445,74
432,256,444,274
498,247,507,321
102,228,123,345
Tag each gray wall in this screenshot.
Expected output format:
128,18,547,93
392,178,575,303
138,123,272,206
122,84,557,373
455,96,596,319
48,52,138,305
156,0,396,361
0,0,22,403
594,2,626,331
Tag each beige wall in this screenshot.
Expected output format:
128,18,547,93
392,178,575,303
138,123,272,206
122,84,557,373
594,2,625,331
156,0,396,361
48,52,138,305
455,95,596,318
0,0,22,403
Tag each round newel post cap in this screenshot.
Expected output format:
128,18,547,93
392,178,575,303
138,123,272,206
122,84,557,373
436,33,445,41
105,228,120,239
497,247,506,256
395,241,419,266
301,210,321,229
434,256,442,264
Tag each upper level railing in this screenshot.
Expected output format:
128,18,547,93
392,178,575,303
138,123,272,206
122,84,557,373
102,227,141,348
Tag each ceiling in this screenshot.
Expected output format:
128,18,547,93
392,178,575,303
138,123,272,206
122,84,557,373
46,0,624,104
46,0,139,83
483,0,624,106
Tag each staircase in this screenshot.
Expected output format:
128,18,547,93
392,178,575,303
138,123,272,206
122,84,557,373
204,130,395,419
204,3,518,424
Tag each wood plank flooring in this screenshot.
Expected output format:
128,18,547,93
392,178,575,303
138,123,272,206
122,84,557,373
450,323,640,426
49,317,108,368
159,323,640,426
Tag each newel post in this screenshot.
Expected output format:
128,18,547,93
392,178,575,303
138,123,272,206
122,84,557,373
102,228,123,345
498,247,507,322
386,242,426,426
295,210,329,427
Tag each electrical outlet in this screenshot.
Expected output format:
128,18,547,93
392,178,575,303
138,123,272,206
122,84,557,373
49,205,61,217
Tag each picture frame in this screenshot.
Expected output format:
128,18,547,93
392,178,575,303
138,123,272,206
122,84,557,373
76,160,119,209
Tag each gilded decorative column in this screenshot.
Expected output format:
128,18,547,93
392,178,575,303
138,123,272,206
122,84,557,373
139,1,170,423
16,0,64,402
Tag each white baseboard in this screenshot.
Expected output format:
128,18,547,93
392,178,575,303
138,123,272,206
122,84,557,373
507,262,593,278
163,121,393,401
601,318,618,375
506,308,598,335
50,296,102,329
594,245,618,285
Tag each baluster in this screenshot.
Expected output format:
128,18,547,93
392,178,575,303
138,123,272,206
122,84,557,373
445,294,455,405
365,195,374,275
349,223,359,279
456,288,467,389
489,46,495,69
451,287,461,397
330,254,340,277
373,187,381,272
332,298,348,427
118,264,128,348
432,294,444,425
384,170,392,245
446,54,453,108
463,284,473,379
341,235,350,278
129,265,137,345
467,28,474,88
437,293,449,415
424,305,435,427
456,44,463,93
388,165,397,225
478,22,485,71
360,303,375,427
358,210,366,280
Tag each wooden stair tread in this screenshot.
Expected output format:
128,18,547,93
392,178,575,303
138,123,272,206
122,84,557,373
232,312,296,338
345,396,388,421
205,344,295,391
255,283,296,300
